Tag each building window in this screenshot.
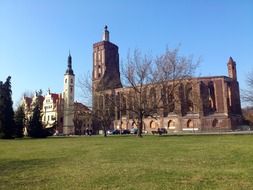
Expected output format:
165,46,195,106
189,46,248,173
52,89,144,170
208,81,216,111
150,87,156,109
65,79,67,83
150,121,156,129
187,100,193,112
228,85,232,107
70,87,73,93
187,120,193,128
98,65,102,78
212,119,218,128
71,79,73,84
186,84,194,112
48,115,50,121
168,120,175,129
94,70,97,79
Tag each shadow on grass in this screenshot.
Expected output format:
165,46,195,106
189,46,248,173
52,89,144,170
0,157,61,175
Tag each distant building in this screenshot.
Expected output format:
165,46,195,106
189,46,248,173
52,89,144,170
92,26,242,133
22,53,92,135
42,91,63,133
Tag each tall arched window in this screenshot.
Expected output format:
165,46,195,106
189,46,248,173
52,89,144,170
150,87,156,108
98,65,102,78
227,85,232,108
167,85,175,112
185,84,193,112
121,96,127,116
208,81,216,111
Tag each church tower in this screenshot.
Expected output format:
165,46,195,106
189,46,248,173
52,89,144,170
227,56,237,80
63,52,75,135
92,25,122,92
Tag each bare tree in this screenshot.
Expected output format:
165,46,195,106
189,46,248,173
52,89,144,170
121,50,153,137
242,69,253,106
242,107,253,128
78,74,117,137
121,48,199,137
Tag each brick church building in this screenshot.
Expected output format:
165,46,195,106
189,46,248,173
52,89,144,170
93,26,242,133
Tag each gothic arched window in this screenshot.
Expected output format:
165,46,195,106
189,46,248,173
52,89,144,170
149,87,156,108
187,119,193,128
208,81,216,111
150,121,156,129
168,120,175,129
185,83,193,112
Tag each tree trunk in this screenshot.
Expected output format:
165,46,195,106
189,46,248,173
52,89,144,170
103,125,107,137
137,116,143,137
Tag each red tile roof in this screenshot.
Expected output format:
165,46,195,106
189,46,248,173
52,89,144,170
74,102,90,112
50,93,60,103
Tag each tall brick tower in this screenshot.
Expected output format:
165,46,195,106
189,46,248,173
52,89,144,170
227,56,241,115
227,56,237,80
92,26,122,92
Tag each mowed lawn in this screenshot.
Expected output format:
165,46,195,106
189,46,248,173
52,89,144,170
1,135,253,190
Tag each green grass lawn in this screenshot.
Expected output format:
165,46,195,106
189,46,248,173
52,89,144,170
1,135,253,190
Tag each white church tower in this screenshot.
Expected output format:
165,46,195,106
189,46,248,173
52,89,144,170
63,52,75,135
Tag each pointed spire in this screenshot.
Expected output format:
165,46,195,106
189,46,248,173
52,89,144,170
68,51,72,66
228,56,234,63
102,25,110,41
66,51,74,75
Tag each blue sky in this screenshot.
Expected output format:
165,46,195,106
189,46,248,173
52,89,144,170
0,0,252,106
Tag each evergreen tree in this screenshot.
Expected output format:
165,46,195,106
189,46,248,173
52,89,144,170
14,105,25,138
0,81,4,137
28,97,47,138
0,77,15,139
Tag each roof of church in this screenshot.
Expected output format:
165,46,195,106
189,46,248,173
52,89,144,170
108,75,234,93
74,102,91,112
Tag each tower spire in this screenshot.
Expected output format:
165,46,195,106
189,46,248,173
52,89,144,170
66,51,74,75
102,25,110,41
